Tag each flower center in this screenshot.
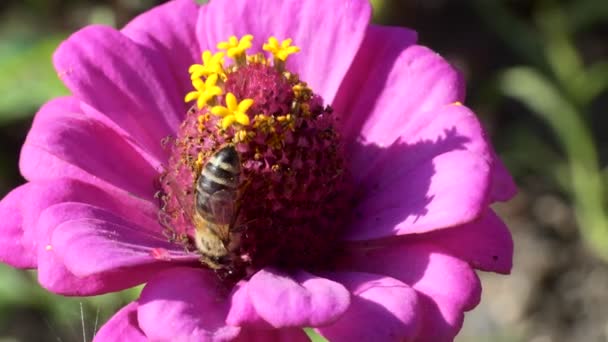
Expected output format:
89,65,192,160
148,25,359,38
158,35,352,283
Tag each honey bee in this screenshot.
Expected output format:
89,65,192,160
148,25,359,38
194,145,244,270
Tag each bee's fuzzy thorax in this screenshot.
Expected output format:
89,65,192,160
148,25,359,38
158,35,353,284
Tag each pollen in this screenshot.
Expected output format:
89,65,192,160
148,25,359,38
197,113,211,132
195,152,205,170
276,114,296,131
162,34,352,284
234,129,254,143
252,114,276,133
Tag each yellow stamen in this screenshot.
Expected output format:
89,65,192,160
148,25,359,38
217,35,254,66
234,129,255,143
268,133,284,150
184,74,223,109
277,114,296,131
292,83,305,94
189,51,225,79
211,93,254,130
253,114,276,134
247,52,269,65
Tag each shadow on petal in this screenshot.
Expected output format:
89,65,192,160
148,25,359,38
138,267,241,341
346,126,490,240
316,272,421,341
339,242,481,341
228,268,350,328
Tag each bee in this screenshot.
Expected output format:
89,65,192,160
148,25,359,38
194,145,244,270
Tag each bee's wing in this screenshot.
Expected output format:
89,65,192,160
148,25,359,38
160,170,195,225
206,189,238,240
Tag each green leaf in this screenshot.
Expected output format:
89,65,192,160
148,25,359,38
304,328,329,342
535,3,586,105
499,67,608,261
574,61,608,106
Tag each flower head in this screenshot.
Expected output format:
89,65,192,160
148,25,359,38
0,0,517,341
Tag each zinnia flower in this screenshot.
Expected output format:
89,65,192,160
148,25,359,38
0,0,517,341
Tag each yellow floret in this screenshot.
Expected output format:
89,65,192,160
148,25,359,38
211,92,254,130
189,51,225,79
217,35,254,65
263,37,300,61
184,74,223,109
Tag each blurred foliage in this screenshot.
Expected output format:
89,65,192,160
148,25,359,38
0,0,606,341
0,35,68,122
470,0,608,261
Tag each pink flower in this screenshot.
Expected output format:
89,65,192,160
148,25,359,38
0,0,516,341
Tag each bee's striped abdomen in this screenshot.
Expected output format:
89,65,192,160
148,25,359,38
195,146,241,218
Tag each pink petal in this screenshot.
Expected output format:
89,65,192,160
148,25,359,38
53,25,185,160
336,26,463,144
94,302,146,342
316,272,420,342
234,328,310,342
37,247,157,296
20,97,160,201
38,202,192,295
197,0,371,104
122,0,201,101
346,104,492,240
334,25,418,142
490,154,517,202
0,184,35,268
0,178,145,270
342,243,481,341
138,267,241,341
78,101,165,171
227,268,350,328
23,178,158,248
420,209,513,274
226,281,270,329
50,203,194,278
